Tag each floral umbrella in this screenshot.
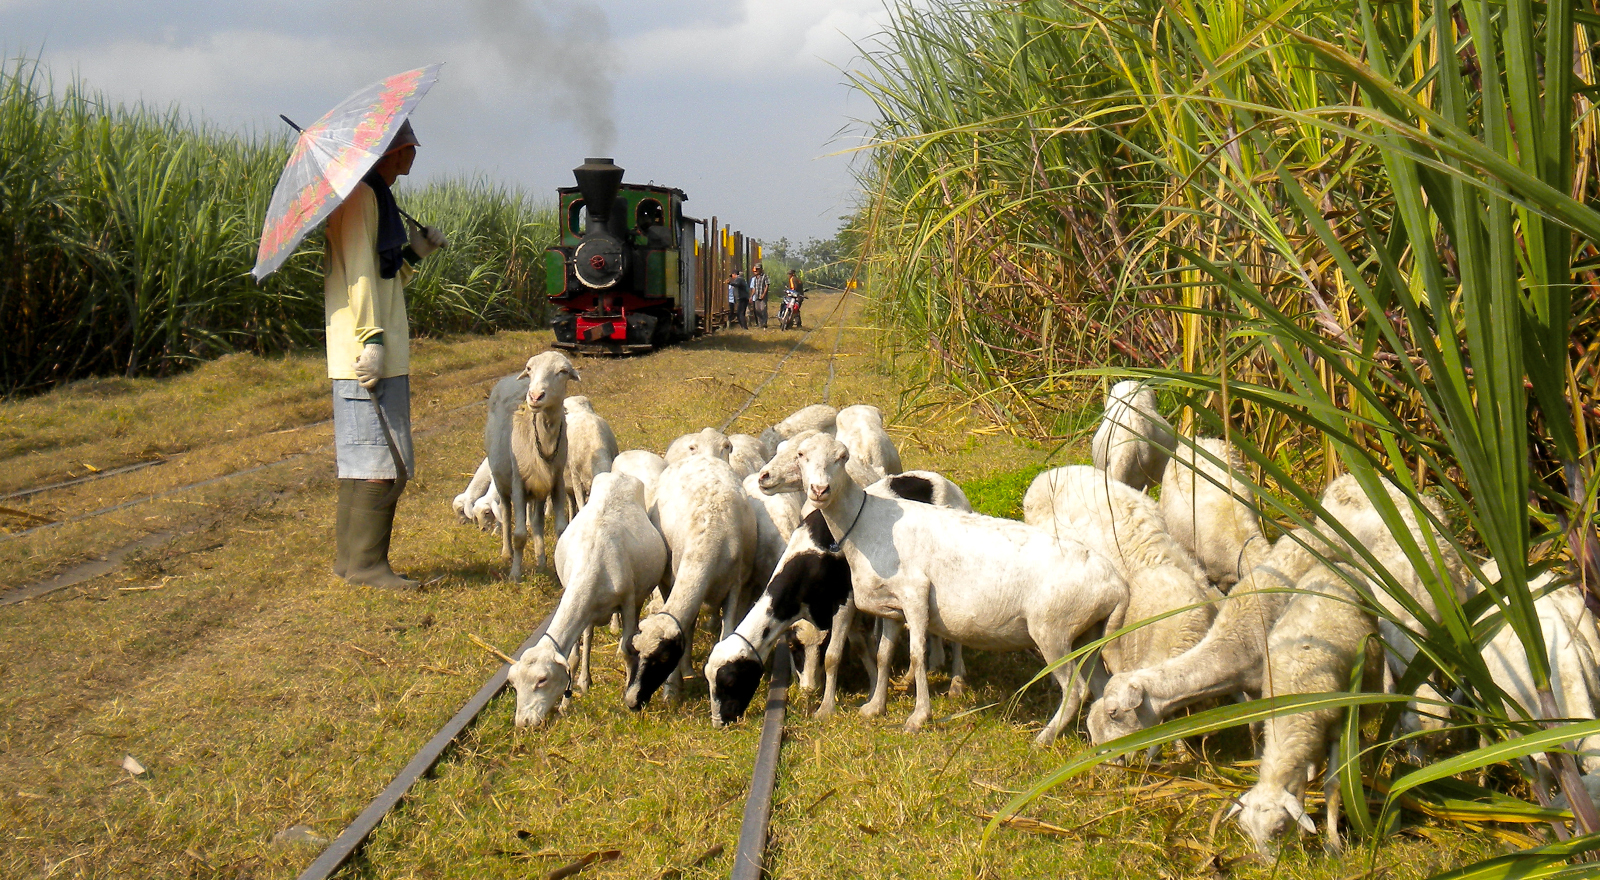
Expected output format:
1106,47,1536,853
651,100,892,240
252,63,442,280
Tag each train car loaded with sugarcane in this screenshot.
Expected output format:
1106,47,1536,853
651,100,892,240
546,158,703,354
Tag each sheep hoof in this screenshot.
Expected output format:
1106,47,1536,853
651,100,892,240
947,678,967,698
813,703,836,720
859,702,885,719
903,715,929,733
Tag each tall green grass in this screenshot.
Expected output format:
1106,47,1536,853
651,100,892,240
853,0,1600,869
0,57,555,395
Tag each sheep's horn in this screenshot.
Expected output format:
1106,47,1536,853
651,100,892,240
1287,800,1317,834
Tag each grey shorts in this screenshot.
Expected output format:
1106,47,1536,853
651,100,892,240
331,377,415,480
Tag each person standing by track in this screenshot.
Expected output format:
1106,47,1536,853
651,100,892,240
727,270,750,329
748,263,770,329
325,119,448,591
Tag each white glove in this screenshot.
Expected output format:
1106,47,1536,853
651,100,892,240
354,342,384,389
409,225,448,258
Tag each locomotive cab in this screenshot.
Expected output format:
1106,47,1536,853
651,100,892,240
546,158,693,354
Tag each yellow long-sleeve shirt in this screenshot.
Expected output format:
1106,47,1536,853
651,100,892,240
324,181,413,380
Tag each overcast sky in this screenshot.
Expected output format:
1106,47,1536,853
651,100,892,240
2,0,906,244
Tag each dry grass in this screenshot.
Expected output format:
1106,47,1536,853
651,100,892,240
0,291,1497,878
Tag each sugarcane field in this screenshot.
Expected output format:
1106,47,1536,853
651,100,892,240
7,1,1600,879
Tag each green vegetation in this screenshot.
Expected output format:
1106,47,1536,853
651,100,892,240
0,57,555,395
960,462,1050,519
852,0,1600,870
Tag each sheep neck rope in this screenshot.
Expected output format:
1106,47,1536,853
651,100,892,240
828,491,869,553
732,631,760,660
533,409,566,461
538,631,561,654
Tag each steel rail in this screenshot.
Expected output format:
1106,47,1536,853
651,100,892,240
296,612,554,880
731,642,793,880
718,287,852,434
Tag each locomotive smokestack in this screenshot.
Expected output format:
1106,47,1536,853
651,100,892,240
573,157,624,235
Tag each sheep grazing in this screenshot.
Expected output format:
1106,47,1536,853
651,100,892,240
1090,380,1175,491
665,427,734,465
789,432,1127,741
611,449,667,508
1161,438,1264,589
1230,563,1379,853
562,396,618,517
487,351,579,581
1023,466,1218,676
834,404,903,480
507,472,668,727
728,434,772,481
1087,528,1321,744
759,403,838,452
628,454,756,709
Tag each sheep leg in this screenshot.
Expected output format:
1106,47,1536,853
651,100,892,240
574,625,593,694
817,600,856,718
552,473,571,539
929,636,946,672
902,602,933,733
1324,740,1344,854
861,618,901,718
620,598,641,692
508,479,527,583
455,458,493,522
721,588,741,640
948,644,967,697
1035,627,1095,745
665,607,697,704
799,634,824,693
529,494,549,571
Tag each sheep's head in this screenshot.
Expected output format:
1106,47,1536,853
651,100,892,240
507,639,572,728
563,395,595,414
1086,674,1156,745
519,351,580,409
1108,379,1154,410
665,428,733,465
757,430,817,495
1229,785,1315,854
626,614,685,710
795,433,850,507
706,634,765,727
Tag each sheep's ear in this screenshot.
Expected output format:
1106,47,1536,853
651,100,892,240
564,366,581,381
1286,796,1316,834
517,365,531,379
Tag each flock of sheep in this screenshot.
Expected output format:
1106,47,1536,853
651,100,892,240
451,357,1600,854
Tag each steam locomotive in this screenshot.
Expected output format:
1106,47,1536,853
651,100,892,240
545,158,701,354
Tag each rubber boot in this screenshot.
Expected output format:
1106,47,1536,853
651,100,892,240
344,480,419,591
332,478,356,578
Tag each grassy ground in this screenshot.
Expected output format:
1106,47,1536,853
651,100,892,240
1,291,1497,878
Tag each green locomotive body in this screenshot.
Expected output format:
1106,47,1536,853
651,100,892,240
545,158,701,353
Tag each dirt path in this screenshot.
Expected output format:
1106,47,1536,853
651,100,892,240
0,293,1473,880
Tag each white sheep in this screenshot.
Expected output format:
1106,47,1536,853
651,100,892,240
1477,566,1600,776
1161,437,1264,589
756,441,973,711
1023,466,1219,676
488,352,579,581
758,403,837,452
835,404,903,479
1090,380,1175,491
1088,528,1321,744
562,395,618,517
728,434,772,481
611,449,667,509
1230,563,1379,853
507,472,668,727
790,433,1127,741
665,427,734,465
628,454,757,709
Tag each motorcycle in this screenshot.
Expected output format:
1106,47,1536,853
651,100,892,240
778,291,806,330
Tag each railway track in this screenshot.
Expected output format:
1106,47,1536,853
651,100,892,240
293,290,851,879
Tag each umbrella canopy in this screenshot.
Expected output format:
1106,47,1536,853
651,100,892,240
252,63,442,281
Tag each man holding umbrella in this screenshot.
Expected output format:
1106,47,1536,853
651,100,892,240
326,118,447,590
